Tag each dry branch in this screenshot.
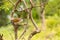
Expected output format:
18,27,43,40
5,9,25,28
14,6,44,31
23,0,40,31
18,24,28,39
11,0,22,40
28,6,41,40
10,0,41,40
22,0,41,40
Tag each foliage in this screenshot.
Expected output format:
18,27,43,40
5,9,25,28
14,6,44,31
0,8,8,26
32,8,39,19
46,16,60,29
0,0,12,27
0,21,60,40
45,0,60,17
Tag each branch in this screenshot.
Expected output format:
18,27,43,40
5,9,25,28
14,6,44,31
17,5,41,12
18,24,28,39
28,30,40,40
40,0,47,30
22,0,40,30
11,0,21,17
10,0,41,40
28,7,41,40
22,36,26,40
10,0,22,40
30,0,35,7
22,0,41,40
22,0,30,13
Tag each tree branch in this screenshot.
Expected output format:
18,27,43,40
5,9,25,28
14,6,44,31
30,0,35,7
11,0,21,17
40,0,48,30
10,0,22,40
22,0,41,40
10,0,41,40
28,7,41,40
18,24,28,39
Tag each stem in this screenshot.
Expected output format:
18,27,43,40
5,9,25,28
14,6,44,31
29,11,39,30
14,27,18,40
40,1,46,30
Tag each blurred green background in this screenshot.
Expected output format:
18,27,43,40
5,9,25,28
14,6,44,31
0,0,60,40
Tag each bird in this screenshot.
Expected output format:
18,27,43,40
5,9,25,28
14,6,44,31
11,18,23,23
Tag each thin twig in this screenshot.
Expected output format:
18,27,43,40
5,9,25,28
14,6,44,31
18,24,27,39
